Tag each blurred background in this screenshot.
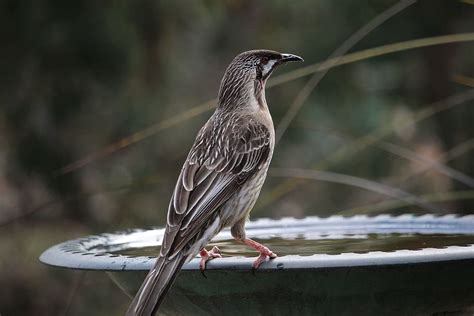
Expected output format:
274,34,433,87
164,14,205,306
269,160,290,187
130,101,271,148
1,0,473,315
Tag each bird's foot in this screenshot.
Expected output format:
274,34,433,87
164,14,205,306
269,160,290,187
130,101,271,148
242,238,277,272
199,246,222,277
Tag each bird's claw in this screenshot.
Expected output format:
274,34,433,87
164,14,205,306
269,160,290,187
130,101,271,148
241,238,277,274
199,246,222,277
252,247,277,275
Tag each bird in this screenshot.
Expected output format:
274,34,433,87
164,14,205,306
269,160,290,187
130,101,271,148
126,49,303,316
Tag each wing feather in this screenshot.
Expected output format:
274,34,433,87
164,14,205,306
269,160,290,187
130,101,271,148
172,171,189,215
182,163,199,191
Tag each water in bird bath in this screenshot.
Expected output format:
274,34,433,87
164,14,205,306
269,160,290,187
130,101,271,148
96,233,474,258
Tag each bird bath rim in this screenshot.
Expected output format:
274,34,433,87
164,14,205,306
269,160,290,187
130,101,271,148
39,214,474,271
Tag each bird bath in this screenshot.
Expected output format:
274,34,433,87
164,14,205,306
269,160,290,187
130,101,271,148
40,214,474,315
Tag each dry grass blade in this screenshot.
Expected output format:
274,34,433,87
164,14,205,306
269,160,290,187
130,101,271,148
359,90,474,166
392,138,474,186
106,272,134,299
56,100,216,175
378,141,474,188
259,89,474,209
444,138,474,160
269,167,443,213
452,74,474,87
0,182,135,227
267,132,474,216
338,190,474,215
269,33,474,88
0,197,76,228
274,0,417,144
61,271,86,316
291,123,474,189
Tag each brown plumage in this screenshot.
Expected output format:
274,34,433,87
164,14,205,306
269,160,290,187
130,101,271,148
126,49,303,316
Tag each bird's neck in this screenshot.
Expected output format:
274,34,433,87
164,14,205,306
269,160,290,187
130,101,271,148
217,78,268,113
254,79,268,111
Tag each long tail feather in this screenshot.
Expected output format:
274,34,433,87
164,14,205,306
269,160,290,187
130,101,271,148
126,253,186,316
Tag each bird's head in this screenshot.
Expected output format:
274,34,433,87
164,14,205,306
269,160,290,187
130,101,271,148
218,50,303,109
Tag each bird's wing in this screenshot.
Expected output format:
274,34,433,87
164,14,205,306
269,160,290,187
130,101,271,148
161,114,271,258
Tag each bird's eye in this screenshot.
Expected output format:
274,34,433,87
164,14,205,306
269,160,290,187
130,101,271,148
261,56,269,64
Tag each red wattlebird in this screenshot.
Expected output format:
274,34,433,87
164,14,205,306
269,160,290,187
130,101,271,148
126,50,303,315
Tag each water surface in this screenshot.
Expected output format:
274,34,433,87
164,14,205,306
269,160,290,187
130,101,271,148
109,233,474,257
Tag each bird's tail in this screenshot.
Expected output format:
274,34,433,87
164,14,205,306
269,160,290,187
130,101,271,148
126,253,187,316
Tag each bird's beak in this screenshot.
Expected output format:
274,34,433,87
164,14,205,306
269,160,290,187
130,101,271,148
280,53,304,63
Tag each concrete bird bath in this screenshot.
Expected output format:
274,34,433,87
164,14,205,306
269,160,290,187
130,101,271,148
40,214,474,315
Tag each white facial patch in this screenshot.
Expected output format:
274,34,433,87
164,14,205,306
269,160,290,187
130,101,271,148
261,59,278,78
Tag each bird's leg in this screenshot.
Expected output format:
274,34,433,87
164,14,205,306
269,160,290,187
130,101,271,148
199,246,222,277
242,238,277,271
